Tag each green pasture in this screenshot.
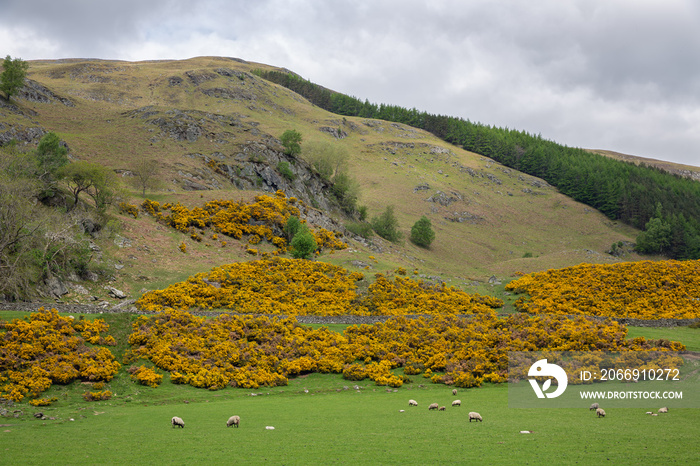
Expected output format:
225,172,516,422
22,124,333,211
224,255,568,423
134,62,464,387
1,311,699,464
4,378,699,465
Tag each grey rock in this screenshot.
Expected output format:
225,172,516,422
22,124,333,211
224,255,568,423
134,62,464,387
105,286,126,299
45,276,68,298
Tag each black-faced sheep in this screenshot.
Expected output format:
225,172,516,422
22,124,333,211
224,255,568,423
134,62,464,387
171,416,185,428
452,389,457,396
452,400,461,407
438,406,446,411
589,403,599,411
596,408,606,418
408,399,418,407
658,407,668,413
428,403,439,410
227,415,240,428
469,412,482,422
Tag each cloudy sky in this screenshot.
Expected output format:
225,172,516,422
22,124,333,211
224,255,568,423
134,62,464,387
2,0,699,167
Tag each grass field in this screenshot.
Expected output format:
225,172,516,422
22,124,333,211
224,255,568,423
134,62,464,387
4,375,699,465
1,310,699,464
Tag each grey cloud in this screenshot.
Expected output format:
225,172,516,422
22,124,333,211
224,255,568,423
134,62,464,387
1,0,698,166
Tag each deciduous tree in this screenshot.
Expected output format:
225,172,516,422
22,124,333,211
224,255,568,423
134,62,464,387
0,55,29,101
410,216,435,248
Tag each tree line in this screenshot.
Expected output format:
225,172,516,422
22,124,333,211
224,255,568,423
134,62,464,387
254,69,700,260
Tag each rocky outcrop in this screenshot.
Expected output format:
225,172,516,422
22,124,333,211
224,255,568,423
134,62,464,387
17,79,75,106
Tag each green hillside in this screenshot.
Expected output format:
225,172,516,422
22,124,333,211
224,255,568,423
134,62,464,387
0,56,655,303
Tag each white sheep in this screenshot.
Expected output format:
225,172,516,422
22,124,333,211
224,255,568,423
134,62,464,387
596,408,606,418
408,399,418,407
658,407,668,413
452,400,461,407
171,416,185,428
227,415,240,428
438,406,446,411
645,411,652,415
589,403,599,411
428,403,439,410
469,412,482,422
452,389,457,396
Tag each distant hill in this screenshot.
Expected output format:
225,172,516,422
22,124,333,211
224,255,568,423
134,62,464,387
588,149,700,181
0,57,669,302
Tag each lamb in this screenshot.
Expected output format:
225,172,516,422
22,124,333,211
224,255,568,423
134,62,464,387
589,403,599,411
227,415,240,428
596,408,606,418
452,389,457,396
428,403,439,410
452,400,461,407
408,399,418,407
658,407,668,413
438,406,446,411
468,412,482,422
171,416,185,428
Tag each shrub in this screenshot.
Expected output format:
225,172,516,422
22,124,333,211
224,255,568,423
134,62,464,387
28,397,57,407
345,221,373,239
277,161,295,181
83,390,112,401
280,130,302,157
371,206,401,242
290,227,318,259
342,364,368,381
409,216,435,248
129,365,163,388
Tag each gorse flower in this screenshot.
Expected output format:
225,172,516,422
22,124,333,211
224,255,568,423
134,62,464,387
140,190,347,254
506,260,700,319
0,308,120,402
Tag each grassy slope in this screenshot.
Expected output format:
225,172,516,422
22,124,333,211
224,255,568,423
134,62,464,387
8,57,653,304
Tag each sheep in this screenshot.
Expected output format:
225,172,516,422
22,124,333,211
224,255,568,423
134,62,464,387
596,408,606,418
171,416,185,428
645,411,653,415
658,407,668,413
468,412,482,422
589,403,599,411
452,400,461,407
408,399,418,407
452,389,457,396
438,406,446,411
428,403,439,410
226,415,240,428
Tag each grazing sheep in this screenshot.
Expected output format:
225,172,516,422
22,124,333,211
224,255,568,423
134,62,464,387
438,406,446,411
428,403,439,410
408,399,418,407
452,400,461,407
469,412,483,422
658,407,668,413
589,403,599,411
596,408,606,418
171,416,185,428
452,389,457,396
226,415,240,428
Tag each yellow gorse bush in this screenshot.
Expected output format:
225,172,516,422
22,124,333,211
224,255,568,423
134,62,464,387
136,258,504,316
506,260,700,319
136,257,364,315
140,190,346,254
367,274,502,315
128,309,680,391
0,308,121,402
